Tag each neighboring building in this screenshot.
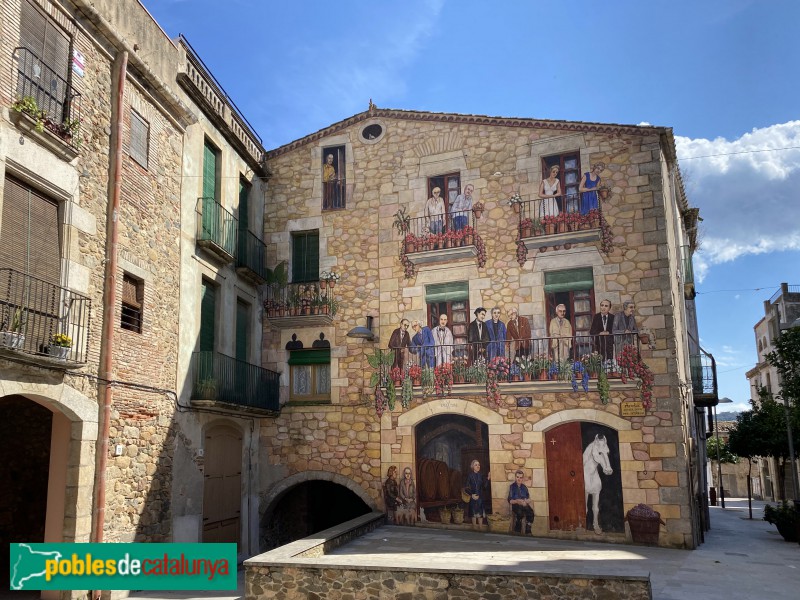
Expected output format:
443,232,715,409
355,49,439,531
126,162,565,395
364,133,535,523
745,282,800,500
259,106,716,549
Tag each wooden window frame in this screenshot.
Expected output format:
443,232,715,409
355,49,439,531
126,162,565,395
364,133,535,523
542,151,581,213
291,230,319,283
289,363,331,403
129,109,149,169
121,273,144,333
322,145,346,210
427,172,461,215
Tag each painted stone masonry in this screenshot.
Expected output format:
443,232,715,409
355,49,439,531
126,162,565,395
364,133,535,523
261,108,700,549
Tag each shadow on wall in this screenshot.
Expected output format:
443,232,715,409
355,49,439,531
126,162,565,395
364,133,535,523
261,481,371,551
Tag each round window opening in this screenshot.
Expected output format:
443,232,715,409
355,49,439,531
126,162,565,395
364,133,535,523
362,124,383,141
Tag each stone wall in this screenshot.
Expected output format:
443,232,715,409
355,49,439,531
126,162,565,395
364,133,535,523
262,111,696,548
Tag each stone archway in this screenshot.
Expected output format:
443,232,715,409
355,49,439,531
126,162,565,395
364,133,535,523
261,471,376,551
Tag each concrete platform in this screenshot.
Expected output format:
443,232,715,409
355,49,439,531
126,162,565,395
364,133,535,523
129,499,800,600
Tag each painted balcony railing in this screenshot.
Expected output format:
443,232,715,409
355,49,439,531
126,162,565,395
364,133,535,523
323,178,347,210
196,197,238,262
401,210,479,266
689,348,718,407
190,350,280,412
379,333,642,387
517,195,603,251
263,282,336,327
236,228,268,284
0,268,92,367
11,47,82,151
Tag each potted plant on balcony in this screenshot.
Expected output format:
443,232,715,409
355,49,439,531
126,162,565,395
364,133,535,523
196,378,218,401
471,202,485,219
516,355,534,381
408,364,422,386
581,351,603,379
532,354,550,380
392,207,411,236
597,184,612,201
507,192,524,214
49,333,72,360
541,215,557,236
452,356,468,384
519,218,533,238
1,308,27,350
391,366,403,388
420,365,435,396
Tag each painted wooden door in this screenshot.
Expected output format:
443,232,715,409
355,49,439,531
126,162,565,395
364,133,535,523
203,424,242,547
545,422,586,530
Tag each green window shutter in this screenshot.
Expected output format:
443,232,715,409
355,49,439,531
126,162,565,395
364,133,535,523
238,178,249,232
200,280,216,352
235,300,249,362
292,232,319,282
544,268,594,293
288,349,331,365
203,140,218,201
425,281,469,304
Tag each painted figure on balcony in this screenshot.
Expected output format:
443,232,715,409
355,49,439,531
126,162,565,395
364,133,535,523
464,459,491,527
539,165,561,218
467,307,490,363
410,318,435,368
425,186,446,235
613,300,638,351
549,303,573,363
589,299,615,362
507,307,532,358
388,318,411,370
450,183,474,231
579,162,605,215
433,313,454,366
487,307,507,361
322,153,341,208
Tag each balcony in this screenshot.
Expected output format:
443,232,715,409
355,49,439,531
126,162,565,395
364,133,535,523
190,350,280,414
323,178,348,210
196,197,238,263
0,268,92,368
263,282,336,329
377,333,642,393
401,211,478,266
517,196,602,253
236,229,268,284
690,348,718,407
11,47,82,159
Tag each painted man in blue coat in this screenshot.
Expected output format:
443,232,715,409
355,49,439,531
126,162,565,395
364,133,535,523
487,307,507,362
410,318,435,369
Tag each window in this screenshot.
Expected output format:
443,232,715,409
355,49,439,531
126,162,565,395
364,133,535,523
544,268,595,357
129,110,149,168
289,349,331,402
199,279,216,351
322,146,346,209
427,173,460,215
542,152,580,213
426,281,470,354
17,0,71,124
292,231,319,283
202,138,220,201
121,274,144,333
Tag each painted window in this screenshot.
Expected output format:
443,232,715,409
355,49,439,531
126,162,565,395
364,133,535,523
427,172,460,215
425,281,470,354
292,231,319,283
289,349,331,402
542,151,581,214
544,268,596,357
322,146,346,210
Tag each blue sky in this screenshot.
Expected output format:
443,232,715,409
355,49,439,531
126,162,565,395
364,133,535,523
144,0,800,412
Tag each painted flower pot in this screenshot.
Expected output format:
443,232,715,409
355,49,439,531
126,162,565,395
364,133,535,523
599,188,610,201
512,203,521,214
521,226,531,238
472,208,483,219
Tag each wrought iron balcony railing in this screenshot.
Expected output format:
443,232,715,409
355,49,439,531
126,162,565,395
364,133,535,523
0,268,91,366
323,178,347,210
190,350,280,412
517,195,603,243
196,197,238,262
263,282,336,320
236,228,268,283
689,348,718,406
12,47,81,150
377,332,642,387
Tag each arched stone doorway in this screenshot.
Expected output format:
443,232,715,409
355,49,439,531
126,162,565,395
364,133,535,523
203,422,243,546
545,421,624,533
414,414,490,522
261,473,372,551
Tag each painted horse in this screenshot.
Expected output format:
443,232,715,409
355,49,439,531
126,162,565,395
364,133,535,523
583,434,613,533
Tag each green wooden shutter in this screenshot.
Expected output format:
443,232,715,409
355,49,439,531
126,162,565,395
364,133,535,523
200,280,216,352
238,178,249,232
544,268,594,293
292,232,319,283
203,140,218,201
235,300,249,363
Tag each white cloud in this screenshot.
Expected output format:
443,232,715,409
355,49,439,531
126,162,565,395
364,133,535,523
676,121,800,281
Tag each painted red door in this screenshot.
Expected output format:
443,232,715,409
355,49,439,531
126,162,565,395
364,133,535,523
545,422,586,530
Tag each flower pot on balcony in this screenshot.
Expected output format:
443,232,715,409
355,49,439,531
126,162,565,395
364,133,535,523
639,333,650,345
0,332,25,350
464,234,474,245
472,208,483,219
405,240,415,253
328,280,336,289
320,279,327,290
598,188,610,201
521,226,531,238
538,370,549,381
512,203,521,214
545,223,556,235
48,345,69,360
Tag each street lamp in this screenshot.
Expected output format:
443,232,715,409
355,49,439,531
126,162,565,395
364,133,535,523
716,397,734,508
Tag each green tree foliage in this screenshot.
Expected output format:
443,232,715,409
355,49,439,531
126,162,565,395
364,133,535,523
766,325,800,408
706,436,738,464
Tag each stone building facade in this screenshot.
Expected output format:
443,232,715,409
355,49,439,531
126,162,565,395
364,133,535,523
260,107,709,549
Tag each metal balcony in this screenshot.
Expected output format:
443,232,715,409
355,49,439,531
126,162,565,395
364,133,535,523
517,196,602,252
190,350,280,414
196,197,238,263
236,229,268,284
0,268,92,368
263,282,335,329
401,211,478,266
689,348,718,407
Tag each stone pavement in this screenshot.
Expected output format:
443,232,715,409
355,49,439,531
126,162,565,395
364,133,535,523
128,498,799,600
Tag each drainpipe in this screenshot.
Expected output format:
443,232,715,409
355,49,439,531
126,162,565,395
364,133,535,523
91,50,127,593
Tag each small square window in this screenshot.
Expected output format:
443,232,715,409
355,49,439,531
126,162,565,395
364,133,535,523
121,273,144,333
130,110,149,169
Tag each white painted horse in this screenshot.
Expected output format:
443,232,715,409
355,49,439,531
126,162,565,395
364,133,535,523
583,434,613,533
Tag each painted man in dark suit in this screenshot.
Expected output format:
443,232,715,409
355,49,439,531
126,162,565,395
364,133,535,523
467,307,490,363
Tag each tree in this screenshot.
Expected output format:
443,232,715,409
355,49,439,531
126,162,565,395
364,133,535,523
706,436,738,464
766,324,800,409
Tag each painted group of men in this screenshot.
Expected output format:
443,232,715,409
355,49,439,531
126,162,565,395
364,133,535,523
389,300,639,370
